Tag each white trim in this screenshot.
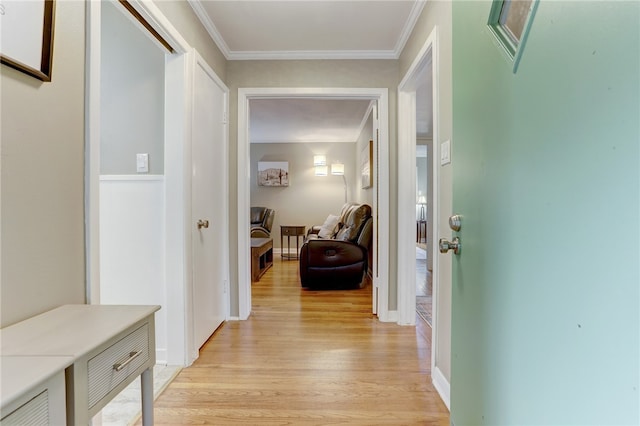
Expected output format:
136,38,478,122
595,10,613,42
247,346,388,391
228,50,398,61
432,366,451,410
398,24,444,387
273,248,302,256
164,49,192,366
155,348,168,365
187,0,231,58
238,88,390,322
85,0,101,305
251,138,361,144
99,175,165,181
393,0,427,58
384,310,399,323
237,91,252,320
397,89,418,326
355,100,377,147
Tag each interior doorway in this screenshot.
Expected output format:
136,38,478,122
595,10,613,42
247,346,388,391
398,26,451,408
237,88,391,321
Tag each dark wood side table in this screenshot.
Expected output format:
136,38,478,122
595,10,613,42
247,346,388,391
280,225,306,260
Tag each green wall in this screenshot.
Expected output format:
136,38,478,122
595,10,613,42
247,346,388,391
451,1,639,424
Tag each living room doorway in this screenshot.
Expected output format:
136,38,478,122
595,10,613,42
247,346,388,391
237,88,390,321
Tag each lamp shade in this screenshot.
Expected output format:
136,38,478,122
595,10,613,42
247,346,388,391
315,165,328,176
313,155,326,166
331,163,345,175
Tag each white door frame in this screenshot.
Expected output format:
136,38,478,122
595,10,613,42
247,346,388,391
85,0,226,367
237,88,390,321
397,24,443,382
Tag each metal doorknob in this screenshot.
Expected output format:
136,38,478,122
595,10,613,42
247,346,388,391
439,237,461,255
197,219,209,229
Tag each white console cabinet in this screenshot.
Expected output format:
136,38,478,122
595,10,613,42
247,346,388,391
0,305,160,426
1,356,69,425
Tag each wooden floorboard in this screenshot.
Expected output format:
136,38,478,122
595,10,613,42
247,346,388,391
146,257,449,425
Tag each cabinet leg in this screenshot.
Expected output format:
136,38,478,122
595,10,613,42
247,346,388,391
141,367,154,426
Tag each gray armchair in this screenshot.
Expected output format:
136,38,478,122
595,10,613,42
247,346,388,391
250,207,275,238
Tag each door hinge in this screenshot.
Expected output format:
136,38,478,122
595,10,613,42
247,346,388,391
222,110,228,124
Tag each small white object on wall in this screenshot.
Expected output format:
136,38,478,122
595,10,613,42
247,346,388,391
440,140,451,165
136,153,149,173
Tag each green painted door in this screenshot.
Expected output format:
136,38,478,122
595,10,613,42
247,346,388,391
451,1,639,424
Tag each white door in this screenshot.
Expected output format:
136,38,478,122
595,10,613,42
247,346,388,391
191,53,228,350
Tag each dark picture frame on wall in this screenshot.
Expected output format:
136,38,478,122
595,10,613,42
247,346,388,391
361,140,373,189
0,0,56,81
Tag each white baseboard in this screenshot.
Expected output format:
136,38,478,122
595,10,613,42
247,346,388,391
155,348,167,365
432,365,451,410
377,309,398,322
273,247,300,255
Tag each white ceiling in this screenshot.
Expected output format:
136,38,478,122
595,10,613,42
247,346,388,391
188,0,425,60
188,0,432,142
250,99,372,143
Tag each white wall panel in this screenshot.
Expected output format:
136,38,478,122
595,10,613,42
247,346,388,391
99,176,167,362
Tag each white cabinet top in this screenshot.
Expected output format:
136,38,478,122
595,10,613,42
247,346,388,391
0,356,72,409
0,304,160,357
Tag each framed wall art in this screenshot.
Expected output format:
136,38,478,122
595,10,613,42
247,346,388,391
0,0,56,81
258,161,289,187
361,140,373,189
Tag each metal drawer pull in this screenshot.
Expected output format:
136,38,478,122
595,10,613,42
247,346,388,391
113,351,142,372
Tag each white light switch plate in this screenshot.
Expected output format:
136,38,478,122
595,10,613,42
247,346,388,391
441,140,451,165
136,153,149,173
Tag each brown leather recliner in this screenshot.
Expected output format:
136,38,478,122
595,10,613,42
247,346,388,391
250,207,275,238
299,204,372,289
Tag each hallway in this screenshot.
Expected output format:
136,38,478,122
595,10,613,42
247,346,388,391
146,257,449,424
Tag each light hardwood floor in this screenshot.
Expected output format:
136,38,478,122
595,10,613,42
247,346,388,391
145,257,449,425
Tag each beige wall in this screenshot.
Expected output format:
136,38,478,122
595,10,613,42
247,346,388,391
399,0,453,382
1,1,86,326
250,142,357,248
154,0,227,81
227,60,399,315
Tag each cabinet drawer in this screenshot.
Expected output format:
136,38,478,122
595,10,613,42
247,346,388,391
281,226,304,236
1,390,48,426
87,323,150,409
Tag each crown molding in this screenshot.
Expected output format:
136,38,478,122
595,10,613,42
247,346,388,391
393,0,427,58
228,50,398,61
188,0,425,61
187,0,231,59
250,138,358,144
